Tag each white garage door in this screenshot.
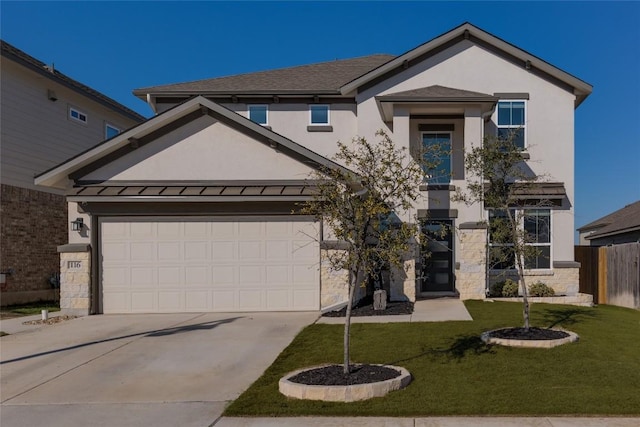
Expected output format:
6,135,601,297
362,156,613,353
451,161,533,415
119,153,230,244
100,217,320,313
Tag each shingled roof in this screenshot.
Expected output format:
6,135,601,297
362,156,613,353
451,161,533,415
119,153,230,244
1,40,145,122
578,201,640,239
133,54,394,97
376,85,498,102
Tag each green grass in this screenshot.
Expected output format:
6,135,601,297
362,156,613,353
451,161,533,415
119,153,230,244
0,301,60,318
225,301,640,416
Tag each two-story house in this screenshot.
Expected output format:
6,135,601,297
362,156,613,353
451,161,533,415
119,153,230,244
0,41,145,305
35,23,592,315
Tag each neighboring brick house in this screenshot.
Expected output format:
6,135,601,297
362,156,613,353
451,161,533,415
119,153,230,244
36,23,592,315
0,41,145,305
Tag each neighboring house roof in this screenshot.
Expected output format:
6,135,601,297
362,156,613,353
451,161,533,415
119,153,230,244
341,22,593,107
133,54,394,98
1,40,145,122
577,201,640,240
134,23,591,108
35,96,353,189
376,85,498,102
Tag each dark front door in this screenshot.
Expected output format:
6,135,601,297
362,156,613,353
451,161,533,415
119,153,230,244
420,220,455,293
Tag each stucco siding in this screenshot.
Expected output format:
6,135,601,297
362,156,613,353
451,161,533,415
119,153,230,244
81,115,317,182
356,40,577,264
0,59,141,191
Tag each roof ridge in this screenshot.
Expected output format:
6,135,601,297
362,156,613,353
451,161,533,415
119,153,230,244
1,40,145,121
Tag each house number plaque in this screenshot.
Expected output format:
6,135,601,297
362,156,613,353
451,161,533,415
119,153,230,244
67,261,82,269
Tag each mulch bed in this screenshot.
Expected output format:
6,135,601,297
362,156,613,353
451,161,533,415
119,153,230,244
488,327,569,340
289,364,401,386
322,296,414,317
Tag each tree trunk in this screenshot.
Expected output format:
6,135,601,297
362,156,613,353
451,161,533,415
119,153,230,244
343,268,358,376
507,209,530,330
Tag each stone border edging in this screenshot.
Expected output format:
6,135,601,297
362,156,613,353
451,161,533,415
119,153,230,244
279,364,412,402
481,328,579,348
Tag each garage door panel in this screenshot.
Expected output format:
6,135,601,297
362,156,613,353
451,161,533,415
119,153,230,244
159,291,183,311
158,241,182,260
130,222,154,237
185,266,210,286
267,289,290,309
130,242,154,261
101,218,319,313
266,265,289,283
131,292,156,311
102,242,128,261
185,241,208,260
212,265,235,285
265,241,289,259
186,291,209,311
212,290,236,310
212,241,235,260
239,289,262,310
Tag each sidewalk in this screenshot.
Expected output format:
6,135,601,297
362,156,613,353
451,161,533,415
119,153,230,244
316,298,473,324
215,416,640,426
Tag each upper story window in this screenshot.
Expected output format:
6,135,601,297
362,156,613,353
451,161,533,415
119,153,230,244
69,107,88,124
422,132,452,184
497,101,525,149
309,105,330,125
105,123,121,139
248,105,268,125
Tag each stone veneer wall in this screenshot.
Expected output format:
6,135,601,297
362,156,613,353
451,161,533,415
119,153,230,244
58,245,91,316
489,266,580,296
320,249,350,309
456,224,488,300
319,247,418,308
0,184,66,305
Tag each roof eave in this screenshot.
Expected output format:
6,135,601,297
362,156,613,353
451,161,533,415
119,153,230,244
339,22,594,105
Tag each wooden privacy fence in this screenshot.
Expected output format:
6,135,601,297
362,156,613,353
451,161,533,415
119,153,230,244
575,243,640,309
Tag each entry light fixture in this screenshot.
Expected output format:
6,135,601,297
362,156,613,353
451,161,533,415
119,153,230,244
71,217,84,232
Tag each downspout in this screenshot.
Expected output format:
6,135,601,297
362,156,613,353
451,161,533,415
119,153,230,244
146,93,158,115
481,105,495,296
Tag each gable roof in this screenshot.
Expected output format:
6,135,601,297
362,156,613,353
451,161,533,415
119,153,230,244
1,40,145,122
341,22,592,107
133,55,394,98
376,85,497,102
133,23,592,108
577,201,640,240
35,96,352,189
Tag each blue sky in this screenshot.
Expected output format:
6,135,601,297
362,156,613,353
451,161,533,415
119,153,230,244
2,1,639,236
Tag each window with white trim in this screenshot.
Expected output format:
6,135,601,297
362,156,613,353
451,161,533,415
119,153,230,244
105,123,121,139
488,208,551,270
497,100,525,149
309,105,329,125
248,105,268,125
69,107,88,124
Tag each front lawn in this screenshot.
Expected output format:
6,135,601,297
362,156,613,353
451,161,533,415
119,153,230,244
0,301,60,319
225,301,640,416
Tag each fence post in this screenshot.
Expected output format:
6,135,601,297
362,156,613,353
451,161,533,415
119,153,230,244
598,246,607,305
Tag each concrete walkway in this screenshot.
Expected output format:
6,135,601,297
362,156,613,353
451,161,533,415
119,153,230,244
316,298,473,324
215,417,640,426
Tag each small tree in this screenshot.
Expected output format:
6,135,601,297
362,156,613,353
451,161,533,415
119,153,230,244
301,130,424,375
453,133,549,330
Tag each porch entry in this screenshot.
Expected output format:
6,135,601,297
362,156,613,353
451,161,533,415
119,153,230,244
419,219,455,293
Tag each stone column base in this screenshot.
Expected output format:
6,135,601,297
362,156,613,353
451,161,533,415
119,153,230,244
58,244,91,316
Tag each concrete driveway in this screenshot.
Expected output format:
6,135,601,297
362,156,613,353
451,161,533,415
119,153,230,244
0,311,318,427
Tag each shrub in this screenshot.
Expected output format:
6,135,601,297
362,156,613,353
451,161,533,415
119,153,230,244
489,281,506,297
502,279,519,297
529,282,555,297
